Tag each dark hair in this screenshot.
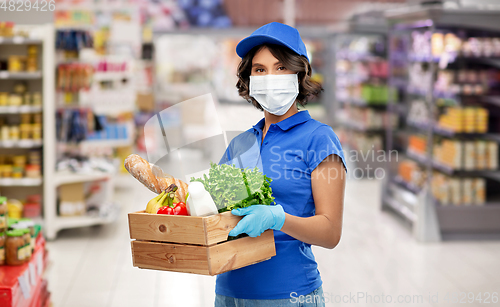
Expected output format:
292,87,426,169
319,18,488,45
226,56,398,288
236,43,323,111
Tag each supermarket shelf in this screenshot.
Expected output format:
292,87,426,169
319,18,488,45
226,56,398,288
383,195,417,222
407,120,432,132
433,126,500,142
55,213,118,230
0,71,42,79
0,139,43,148
482,96,500,108
340,98,388,108
81,138,133,147
406,149,430,165
0,105,43,114
0,177,42,186
0,36,43,45
92,71,133,81
54,171,112,186
432,163,500,179
393,175,422,195
436,204,500,232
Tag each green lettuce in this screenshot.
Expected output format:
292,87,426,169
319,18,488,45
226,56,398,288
190,162,275,213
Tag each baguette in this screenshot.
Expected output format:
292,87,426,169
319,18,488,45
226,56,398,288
124,154,188,201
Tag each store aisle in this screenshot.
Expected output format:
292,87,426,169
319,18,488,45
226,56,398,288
45,178,500,307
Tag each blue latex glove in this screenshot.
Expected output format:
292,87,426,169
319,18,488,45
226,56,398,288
228,205,286,237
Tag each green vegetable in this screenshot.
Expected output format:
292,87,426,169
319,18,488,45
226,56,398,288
190,162,275,213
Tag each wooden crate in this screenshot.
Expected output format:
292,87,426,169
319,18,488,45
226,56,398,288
128,211,276,276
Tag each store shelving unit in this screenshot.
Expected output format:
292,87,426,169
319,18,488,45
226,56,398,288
382,5,500,241
0,24,54,236
333,14,394,178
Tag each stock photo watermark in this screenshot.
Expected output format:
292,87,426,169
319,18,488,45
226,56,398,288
290,291,499,305
0,0,56,12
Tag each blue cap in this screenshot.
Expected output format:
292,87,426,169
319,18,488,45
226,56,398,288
236,22,309,61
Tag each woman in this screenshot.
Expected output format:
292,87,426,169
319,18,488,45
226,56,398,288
216,22,346,307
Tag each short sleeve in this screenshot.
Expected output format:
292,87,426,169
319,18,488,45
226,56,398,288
306,125,347,172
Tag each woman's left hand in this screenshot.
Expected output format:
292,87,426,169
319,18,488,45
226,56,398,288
228,205,286,237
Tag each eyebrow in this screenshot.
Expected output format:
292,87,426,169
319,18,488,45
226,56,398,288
252,61,282,68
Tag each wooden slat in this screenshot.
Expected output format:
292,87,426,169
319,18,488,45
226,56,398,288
207,230,276,275
128,211,207,245
203,211,242,246
131,240,210,275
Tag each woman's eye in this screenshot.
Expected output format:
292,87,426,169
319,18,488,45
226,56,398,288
277,66,286,71
255,68,264,73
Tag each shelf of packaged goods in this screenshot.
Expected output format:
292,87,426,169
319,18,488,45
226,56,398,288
0,236,48,307
0,178,42,186
431,160,500,178
53,171,112,187
432,126,500,142
435,204,500,232
392,175,422,195
383,195,417,222
0,140,43,148
0,105,43,114
0,71,42,79
0,37,43,45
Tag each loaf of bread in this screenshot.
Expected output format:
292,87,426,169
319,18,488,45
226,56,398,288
124,154,188,201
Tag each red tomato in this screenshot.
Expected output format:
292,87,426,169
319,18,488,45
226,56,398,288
173,202,188,215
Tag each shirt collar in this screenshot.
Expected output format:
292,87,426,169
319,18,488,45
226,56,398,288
253,110,311,133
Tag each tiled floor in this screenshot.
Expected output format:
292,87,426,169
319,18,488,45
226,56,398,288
45,178,500,307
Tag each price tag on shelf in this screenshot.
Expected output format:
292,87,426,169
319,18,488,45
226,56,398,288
29,262,37,286
37,252,43,276
0,71,8,79
18,272,31,300
0,37,4,44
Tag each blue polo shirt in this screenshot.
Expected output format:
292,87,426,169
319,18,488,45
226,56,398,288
216,110,346,300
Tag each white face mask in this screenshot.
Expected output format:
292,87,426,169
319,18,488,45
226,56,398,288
249,74,299,116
